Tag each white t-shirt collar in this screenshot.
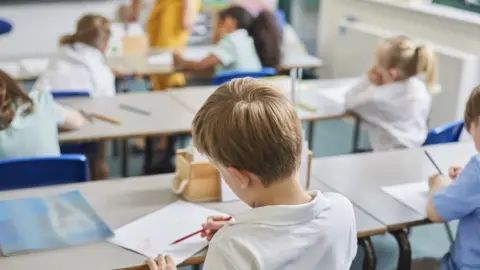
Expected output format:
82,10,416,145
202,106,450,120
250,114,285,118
233,190,330,226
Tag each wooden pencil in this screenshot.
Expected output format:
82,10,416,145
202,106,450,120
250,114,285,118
92,113,122,125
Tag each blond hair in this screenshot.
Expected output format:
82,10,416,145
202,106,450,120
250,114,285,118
60,14,111,50
192,78,302,186
378,35,437,91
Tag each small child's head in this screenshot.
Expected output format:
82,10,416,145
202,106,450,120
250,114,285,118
192,78,302,206
60,14,111,54
0,70,33,130
217,6,281,68
373,35,437,89
464,85,480,151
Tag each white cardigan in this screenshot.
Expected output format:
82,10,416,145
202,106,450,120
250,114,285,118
345,76,431,151
33,43,115,98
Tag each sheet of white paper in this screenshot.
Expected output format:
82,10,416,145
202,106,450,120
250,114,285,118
0,61,21,77
148,53,173,65
20,58,49,74
382,182,429,216
299,140,309,189
109,201,226,265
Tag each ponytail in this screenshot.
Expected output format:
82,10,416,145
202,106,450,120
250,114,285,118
0,70,33,130
59,34,77,45
416,45,438,91
248,11,281,68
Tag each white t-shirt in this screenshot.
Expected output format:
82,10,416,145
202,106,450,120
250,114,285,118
33,43,115,98
345,76,431,151
203,191,357,270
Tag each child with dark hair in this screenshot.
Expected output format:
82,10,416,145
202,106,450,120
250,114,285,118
173,6,281,72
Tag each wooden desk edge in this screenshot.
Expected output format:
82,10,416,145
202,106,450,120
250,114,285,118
387,218,430,231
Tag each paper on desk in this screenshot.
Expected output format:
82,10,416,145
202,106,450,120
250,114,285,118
382,182,429,216
0,61,21,77
148,47,211,66
148,53,173,65
20,58,49,74
109,201,226,265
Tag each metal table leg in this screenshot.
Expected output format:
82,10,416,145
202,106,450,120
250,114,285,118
121,139,128,177
192,265,202,270
143,137,154,175
307,121,315,150
351,115,361,153
358,237,376,270
392,229,412,270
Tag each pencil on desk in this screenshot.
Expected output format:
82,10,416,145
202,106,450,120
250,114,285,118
92,113,122,125
170,216,232,245
298,102,316,112
79,110,94,123
119,104,151,116
424,150,443,175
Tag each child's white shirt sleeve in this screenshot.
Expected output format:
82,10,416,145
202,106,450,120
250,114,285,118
88,61,116,98
345,75,376,111
212,36,236,66
202,241,240,270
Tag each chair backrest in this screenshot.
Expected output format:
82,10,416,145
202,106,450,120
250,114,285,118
423,120,465,146
212,68,277,85
0,18,12,35
0,154,88,191
51,90,90,99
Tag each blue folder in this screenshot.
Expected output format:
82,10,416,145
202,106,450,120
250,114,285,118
0,190,113,256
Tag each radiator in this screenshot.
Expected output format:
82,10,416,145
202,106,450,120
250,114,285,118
331,20,480,128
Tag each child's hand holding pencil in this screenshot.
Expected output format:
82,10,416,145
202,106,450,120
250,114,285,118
201,216,233,241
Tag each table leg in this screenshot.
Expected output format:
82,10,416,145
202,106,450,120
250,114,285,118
392,229,412,270
290,68,298,106
121,139,128,177
192,265,202,270
358,237,376,270
351,115,361,153
307,121,315,150
143,137,154,174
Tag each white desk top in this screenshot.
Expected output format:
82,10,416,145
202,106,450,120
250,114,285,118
424,141,476,174
310,148,439,229
169,77,357,122
58,91,194,143
0,173,385,270
2,46,323,81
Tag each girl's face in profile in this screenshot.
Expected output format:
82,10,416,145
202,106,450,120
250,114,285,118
216,16,236,38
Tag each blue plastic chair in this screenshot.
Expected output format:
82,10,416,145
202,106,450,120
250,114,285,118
423,119,465,245
0,18,12,35
0,154,88,191
212,68,277,85
424,120,464,146
51,91,92,155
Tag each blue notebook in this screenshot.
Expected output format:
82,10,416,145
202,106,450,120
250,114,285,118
0,190,113,256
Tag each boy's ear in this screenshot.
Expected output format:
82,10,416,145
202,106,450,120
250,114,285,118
227,167,251,189
388,68,399,80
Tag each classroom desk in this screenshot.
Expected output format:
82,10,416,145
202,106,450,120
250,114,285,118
0,174,386,270
310,149,439,270
58,91,194,176
168,77,361,151
2,46,323,81
425,141,476,174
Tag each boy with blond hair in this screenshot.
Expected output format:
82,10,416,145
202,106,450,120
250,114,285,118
427,85,480,270
148,78,357,270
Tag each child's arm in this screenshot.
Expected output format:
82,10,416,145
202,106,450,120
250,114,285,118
182,0,196,30
173,52,221,72
426,156,480,223
344,76,375,111
60,106,85,130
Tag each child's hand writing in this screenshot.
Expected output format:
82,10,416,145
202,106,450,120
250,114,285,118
200,216,231,241
448,166,463,180
428,174,451,191
368,67,382,86
147,255,176,270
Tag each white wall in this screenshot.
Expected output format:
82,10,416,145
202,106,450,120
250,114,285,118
318,0,480,78
0,0,125,58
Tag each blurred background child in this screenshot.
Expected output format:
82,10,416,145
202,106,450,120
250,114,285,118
345,35,438,151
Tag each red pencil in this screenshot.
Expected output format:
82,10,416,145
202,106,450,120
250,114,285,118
170,216,232,245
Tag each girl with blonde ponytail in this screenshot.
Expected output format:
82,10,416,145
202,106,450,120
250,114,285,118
345,35,437,151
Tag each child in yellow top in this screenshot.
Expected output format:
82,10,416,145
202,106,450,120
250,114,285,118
146,0,201,90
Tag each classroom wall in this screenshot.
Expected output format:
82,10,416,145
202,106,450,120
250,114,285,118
0,0,124,58
318,0,480,78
